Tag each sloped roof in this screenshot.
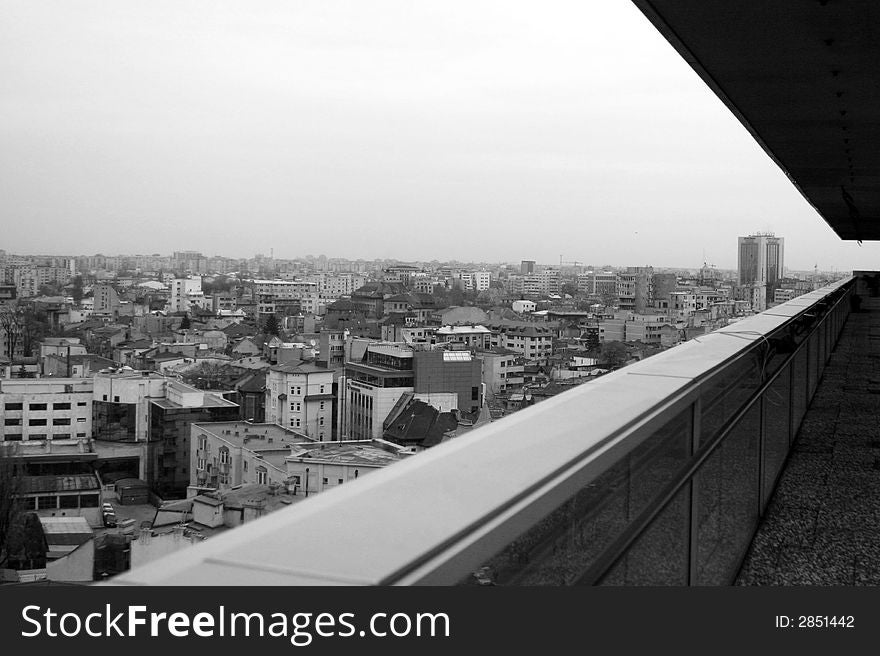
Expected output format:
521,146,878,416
235,370,267,393
383,398,458,448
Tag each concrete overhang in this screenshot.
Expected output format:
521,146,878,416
632,1,880,240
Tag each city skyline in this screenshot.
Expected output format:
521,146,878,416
0,246,848,277
3,1,879,271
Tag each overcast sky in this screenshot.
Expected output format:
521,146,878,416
1,0,876,271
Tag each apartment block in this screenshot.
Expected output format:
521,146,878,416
0,378,95,442
265,363,335,441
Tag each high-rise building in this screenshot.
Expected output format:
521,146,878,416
520,260,535,275
737,233,784,288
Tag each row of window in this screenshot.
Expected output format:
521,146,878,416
21,493,100,510
4,433,88,440
3,401,87,411
289,385,328,395
290,416,327,427
4,417,86,426
289,401,327,412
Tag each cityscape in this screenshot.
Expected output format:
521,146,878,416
0,239,849,582
1,0,878,605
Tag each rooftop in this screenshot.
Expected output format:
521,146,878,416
287,441,403,467
19,474,101,494
151,394,237,410
269,362,331,375
194,422,312,451
1,438,95,460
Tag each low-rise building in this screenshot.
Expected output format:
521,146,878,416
477,348,525,396
265,362,335,441
487,322,555,364
285,439,404,496
189,421,309,490
0,378,95,442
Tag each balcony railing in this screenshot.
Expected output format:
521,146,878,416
110,277,853,586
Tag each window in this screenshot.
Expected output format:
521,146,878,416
320,385,325,394
53,402,71,410
322,477,328,485
295,419,300,428
102,395,107,401
76,417,86,422
4,418,20,426
29,403,47,411
319,401,325,410
77,401,87,407
59,495,79,509
4,403,23,411
243,461,248,472
338,478,343,485
198,458,206,470
29,418,47,426
257,467,267,485
3,434,22,441
53,418,71,426
319,417,325,427
113,396,120,402
37,495,57,510
55,434,71,439
79,494,99,508
471,387,479,401
76,432,86,437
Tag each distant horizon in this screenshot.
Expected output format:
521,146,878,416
1,247,848,276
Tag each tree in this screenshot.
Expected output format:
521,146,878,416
600,341,629,368
71,275,84,304
600,289,619,309
38,282,63,297
20,306,50,357
264,313,280,336
182,361,231,390
0,307,21,360
5,512,47,570
0,449,23,568
180,314,191,330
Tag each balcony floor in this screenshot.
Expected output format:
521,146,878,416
737,296,880,585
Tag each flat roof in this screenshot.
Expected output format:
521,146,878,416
287,441,401,467
194,422,312,450
151,395,237,410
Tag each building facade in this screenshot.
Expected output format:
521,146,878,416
265,363,335,441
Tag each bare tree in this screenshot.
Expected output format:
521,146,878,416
0,306,22,360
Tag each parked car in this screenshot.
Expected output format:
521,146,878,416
102,511,118,528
